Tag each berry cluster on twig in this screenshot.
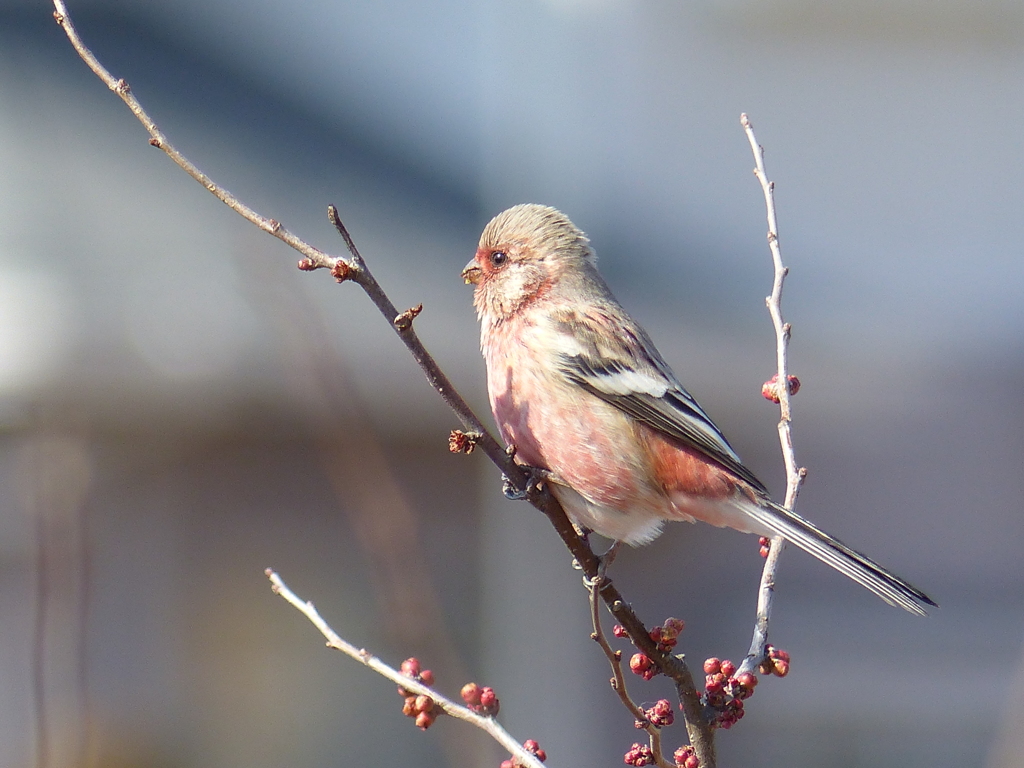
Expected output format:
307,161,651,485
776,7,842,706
624,742,656,766
397,655,542,768
621,740,702,767
701,657,759,729
397,658,441,730
637,699,674,729
604,615,701,766
500,739,548,768
673,745,700,768
761,373,801,404
620,618,685,682
758,645,791,678
460,681,501,716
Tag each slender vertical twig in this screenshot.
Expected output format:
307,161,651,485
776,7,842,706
738,114,806,676
588,579,678,768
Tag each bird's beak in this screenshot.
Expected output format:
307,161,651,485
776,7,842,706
461,258,482,285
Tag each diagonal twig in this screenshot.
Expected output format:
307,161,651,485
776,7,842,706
266,570,543,768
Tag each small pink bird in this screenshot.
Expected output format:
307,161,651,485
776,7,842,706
463,204,934,615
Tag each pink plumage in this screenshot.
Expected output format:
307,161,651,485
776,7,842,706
463,204,934,615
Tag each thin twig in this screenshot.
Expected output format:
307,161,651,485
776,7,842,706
737,114,806,676
51,0,332,269
52,3,714,761
588,579,676,768
266,570,543,768
49,0,512,492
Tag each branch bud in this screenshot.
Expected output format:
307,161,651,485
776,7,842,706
449,430,482,454
394,303,424,331
761,373,801,403
330,259,352,282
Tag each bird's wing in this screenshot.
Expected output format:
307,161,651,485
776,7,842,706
551,311,768,494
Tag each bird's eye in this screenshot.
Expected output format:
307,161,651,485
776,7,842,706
489,250,508,266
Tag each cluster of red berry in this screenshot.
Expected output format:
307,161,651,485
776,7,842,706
673,745,699,768
619,617,685,681
638,699,674,728
399,656,548,767
623,742,655,766
623,741,701,767
758,536,771,558
701,658,758,729
628,652,658,681
758,645,790,678
460,681,501,716
650,618,685,651
614,619,702,767
499,739,548,768
397,658,440,730
761,373,801,404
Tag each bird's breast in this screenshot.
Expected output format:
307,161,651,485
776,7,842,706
481,318,662,513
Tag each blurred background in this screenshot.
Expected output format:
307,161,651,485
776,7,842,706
1,1,1022,766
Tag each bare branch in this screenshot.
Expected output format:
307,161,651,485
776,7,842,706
738,114,805,676
266,569,544,768
52,1,335,270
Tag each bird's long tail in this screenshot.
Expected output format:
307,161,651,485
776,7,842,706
742,498,937,616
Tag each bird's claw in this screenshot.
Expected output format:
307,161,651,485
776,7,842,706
581,540,622,588
501,474,528,500
582,571,605,589
501,465,550,500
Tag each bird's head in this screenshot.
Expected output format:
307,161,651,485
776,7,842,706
462,204,596,322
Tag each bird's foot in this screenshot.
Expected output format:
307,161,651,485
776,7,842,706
582,540,622,588
501,465,551,500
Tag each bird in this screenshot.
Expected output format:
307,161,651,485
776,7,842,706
462,203,935,615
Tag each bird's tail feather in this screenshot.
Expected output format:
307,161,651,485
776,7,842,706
743,498,936,616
